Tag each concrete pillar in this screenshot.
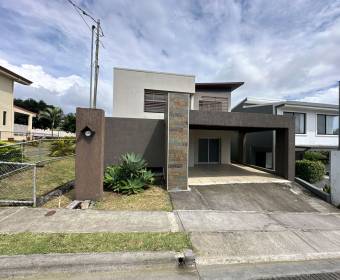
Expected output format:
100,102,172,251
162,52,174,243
27,115,33,132
275,127,295,180
75,108,105,200
165,92,190,191
330,151,340,207
237,131,246,164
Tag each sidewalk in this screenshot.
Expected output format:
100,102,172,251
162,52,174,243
0,207,180,233
2,207,340,266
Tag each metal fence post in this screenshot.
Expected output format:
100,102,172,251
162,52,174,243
38,139,42,162
21,143,24,163
32,165,37,207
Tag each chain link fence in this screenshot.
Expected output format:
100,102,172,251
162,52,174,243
0,139,75,206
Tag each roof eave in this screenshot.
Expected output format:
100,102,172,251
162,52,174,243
0,66,32,85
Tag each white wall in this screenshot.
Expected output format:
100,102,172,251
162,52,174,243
189,129,232,167
113,68,195,119
0,75,14,136
277,106,339,148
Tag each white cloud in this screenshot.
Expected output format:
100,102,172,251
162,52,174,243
0,59,86,94
298,86,339,104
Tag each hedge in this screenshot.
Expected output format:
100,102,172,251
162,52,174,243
303,151,328,163
296,159,325,183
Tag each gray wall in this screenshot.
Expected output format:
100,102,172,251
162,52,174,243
104,117,165,168
232,102,274,114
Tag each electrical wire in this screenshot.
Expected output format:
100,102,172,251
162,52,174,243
66,0,104,37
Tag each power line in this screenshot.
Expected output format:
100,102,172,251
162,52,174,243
67,0,104,37
66,0,104,109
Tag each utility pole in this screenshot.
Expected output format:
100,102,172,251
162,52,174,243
89,25,95,108
93,19,100,109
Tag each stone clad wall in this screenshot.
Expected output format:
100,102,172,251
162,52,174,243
166,92,189,191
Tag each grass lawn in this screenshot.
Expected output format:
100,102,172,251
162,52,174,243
42,186,173,211
0,232,191,255
0,157,75,200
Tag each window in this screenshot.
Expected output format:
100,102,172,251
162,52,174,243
2,111,6,126
144,90,167,113
317,114,339,135
199,96,228,112
283,112,306,134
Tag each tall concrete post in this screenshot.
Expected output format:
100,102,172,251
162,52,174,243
275,127,295,181
237,131,246,164
75,108,105,200
330,151,340,207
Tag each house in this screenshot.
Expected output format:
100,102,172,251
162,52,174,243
105,68,295,191
0,65,36,141
232,98,339,168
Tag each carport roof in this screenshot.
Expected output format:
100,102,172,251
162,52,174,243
189,110,294,131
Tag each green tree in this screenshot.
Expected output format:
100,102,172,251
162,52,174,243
14,98,53,129
62,113,76,133
39,107,63,137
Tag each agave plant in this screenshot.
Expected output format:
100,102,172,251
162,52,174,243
120,153,146,179
113,178,145,195
103,153,155,195
104,165,121,190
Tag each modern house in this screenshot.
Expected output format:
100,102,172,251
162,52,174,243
0,66,36,141
105,68,295,191
232,98,339,168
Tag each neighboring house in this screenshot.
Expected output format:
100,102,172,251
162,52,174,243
232,98,339,168
0,65,36,141
107,68,295,190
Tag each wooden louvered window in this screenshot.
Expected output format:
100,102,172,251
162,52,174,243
199,96,228,112
144,90,167,113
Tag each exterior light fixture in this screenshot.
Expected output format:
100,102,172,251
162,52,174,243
81,126,95,138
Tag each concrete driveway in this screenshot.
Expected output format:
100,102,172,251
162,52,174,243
172,164,335,212
171,164,340,266
188,164,288,186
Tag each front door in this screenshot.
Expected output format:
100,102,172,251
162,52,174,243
198,138,220,164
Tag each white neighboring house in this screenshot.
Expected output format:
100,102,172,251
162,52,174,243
0,65,36,141
232,98,339,168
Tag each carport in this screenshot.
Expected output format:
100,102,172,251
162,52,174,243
189,110,295,182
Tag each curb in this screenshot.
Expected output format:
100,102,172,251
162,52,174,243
0,251,195,277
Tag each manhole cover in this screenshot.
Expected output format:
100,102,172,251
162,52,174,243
259,272,340,279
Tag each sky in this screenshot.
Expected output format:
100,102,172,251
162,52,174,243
0,0,340,115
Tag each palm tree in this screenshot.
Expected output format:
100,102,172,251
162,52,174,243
39,107,63,137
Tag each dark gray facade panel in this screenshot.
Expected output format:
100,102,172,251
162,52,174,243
190,110,293,130
104,117,165,168
232,103,274,114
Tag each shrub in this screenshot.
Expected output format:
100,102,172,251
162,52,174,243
104,153,155,195
49,139,75,157
296,160,325,183
303,151,328,163
0,141,22,162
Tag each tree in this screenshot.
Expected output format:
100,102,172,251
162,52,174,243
62,113,76,133
14,98,53,129
39,107,63,137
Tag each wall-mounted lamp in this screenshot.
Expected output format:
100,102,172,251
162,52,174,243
81,126,95,138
